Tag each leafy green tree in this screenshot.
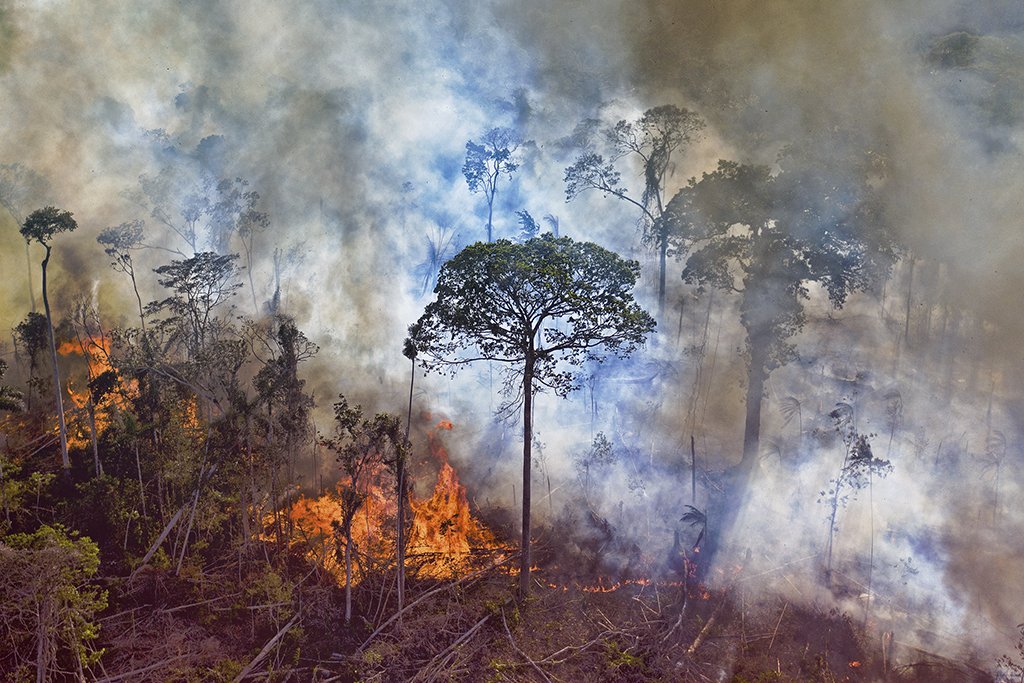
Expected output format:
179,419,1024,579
463,127,521,243
408,234,655,597
21,207,77,471
0,360,21,413
665,150,895,478
0,524,107,682
322,396,405,624
565,105,705,319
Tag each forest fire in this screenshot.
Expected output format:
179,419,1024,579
57,336,135,452
279,418,503,585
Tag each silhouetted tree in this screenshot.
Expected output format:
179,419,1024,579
21,207,77,471
463,127,521,242
147,252,242,359
565,105,705,318
666,148,896,478
97,219,147,330
408,234,655,597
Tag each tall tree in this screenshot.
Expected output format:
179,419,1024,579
408,234,655,598
21,207,77,471
462,127,521,243
97,219,147,330
666,148,896,480
565,105,704,319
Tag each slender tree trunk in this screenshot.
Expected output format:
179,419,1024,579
130,270,146,331
88,400,100,476
690,435,697,505
135,441,146,518
344,528,353,624
486,184,496,243
903,257,915,350
658,237,667,322
397,355,415,622
25,239,36,314
740,348,767,472
41,248,70,471
519,353,535,599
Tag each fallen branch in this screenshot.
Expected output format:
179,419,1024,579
502,607,552,683
411,613,491,683
686,601,726,656
93,653,192,682
767,602,788,652
231,612,300,683
129,505,185,581
352,551,513,655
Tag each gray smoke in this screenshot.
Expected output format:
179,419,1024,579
1,0,1022,669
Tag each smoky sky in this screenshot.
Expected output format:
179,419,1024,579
2,0,1024,665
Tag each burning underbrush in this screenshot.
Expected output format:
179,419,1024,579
271,419,509,586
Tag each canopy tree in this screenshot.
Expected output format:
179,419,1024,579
462,127,521,243
21,206,78,471
407,234,655,598
564,105,704,319
665,146,897,481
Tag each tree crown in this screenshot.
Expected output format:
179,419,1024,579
20,205,77,247
408,234,655,396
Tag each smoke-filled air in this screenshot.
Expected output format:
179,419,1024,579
1,1,1023,681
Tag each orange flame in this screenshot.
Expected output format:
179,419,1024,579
277,418,501,585
58,337,137,450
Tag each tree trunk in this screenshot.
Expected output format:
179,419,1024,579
486,183,496,243
130,269,146,332
344,529,353,624
25,239,36,314
518,353,535,600
88,400,101,476
658,236,667,322
740,349,767,472
398,355,415,621
41,247,70,471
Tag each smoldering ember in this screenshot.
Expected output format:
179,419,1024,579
1,2,1024,682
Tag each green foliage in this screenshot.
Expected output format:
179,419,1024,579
603,639,646,674
20,205,77,248
409,234,656,398
0,524,107,680
0,359,23,412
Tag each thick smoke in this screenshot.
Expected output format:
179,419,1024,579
1,0,1022,668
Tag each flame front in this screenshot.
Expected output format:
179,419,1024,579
279,419,500,585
